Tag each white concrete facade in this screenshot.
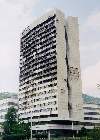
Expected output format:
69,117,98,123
19,9,83,125
65,17,83,121
83,103,100,124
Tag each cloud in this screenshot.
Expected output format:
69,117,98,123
80,11,100,68
5,0,40,16
84,11,100,30
82,61,100,97
80,41,100,69
80,11,100,97
80,10,100,43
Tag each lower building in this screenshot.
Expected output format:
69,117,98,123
0,93,18,135
83,94,100,129
32,120,82,138
84,103,100,124
0,95,18,123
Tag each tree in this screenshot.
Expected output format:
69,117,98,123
87,127,100,140
3,107,17,135
78,127,87,137
13,121,30,140
2,107,30,140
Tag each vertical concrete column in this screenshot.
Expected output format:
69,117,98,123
65,17,83,121
56,10,69,120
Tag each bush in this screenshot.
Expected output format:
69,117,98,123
2,134,25,140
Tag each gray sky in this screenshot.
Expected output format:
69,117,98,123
0,0,100,97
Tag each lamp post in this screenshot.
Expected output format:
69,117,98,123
48,109,52,140
31,108,33,140
72,121,75,138
72,121,74,130
48,130,50,140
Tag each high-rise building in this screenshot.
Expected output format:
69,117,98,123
18,9,83,131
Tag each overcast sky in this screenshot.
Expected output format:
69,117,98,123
0,0,100,97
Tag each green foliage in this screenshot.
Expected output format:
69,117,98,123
78,126,100,140
2,134,25,140
2,107,30,140
3,107,17,135
78,127,88,137
87,127,100,140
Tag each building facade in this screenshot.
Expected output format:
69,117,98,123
18,9,83,128
83,94,100,124
83,103,100,124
